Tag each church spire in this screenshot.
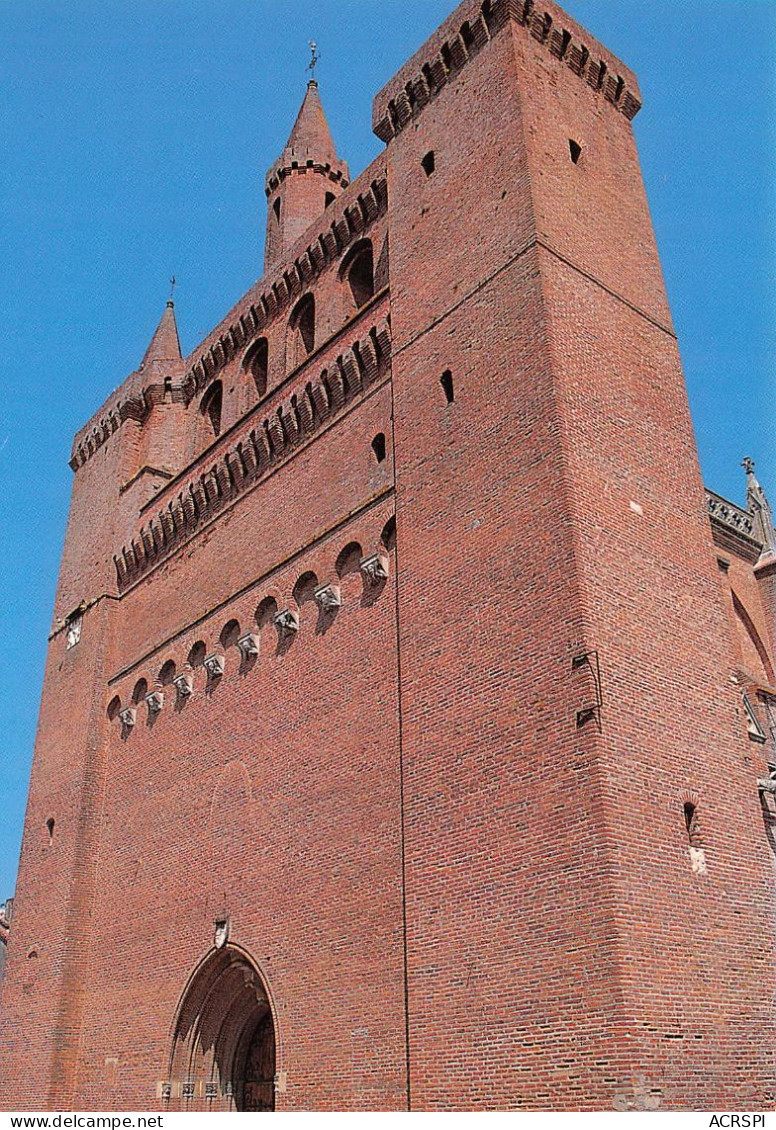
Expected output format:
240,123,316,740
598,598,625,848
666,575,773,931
284,79,339,166
139,299,183,371
743,457,776,556
263,78,349,272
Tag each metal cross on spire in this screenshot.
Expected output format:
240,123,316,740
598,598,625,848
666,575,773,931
169,276,176,304
308,41,320,81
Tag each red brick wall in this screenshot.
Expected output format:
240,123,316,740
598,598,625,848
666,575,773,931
755,557,776,661
75,500,405,1111
2,0,774,1113
385,0,775,1109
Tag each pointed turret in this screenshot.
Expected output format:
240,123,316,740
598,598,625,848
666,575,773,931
264,80,349,272
744,457,776,556
140,300,183,370
127,299,187,503
285,79,340,165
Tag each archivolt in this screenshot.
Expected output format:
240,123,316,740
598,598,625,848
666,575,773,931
168,944,277,1110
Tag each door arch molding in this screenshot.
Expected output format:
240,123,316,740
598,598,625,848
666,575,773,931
166,943,279,1111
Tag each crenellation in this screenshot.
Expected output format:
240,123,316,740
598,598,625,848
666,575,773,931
372,0,640,146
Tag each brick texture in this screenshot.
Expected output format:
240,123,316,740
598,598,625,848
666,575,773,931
1,0,774,1112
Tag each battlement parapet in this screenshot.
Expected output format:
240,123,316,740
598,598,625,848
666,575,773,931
372,0,641,145
69,383,190,472
706,488,764,564
182,175,386,404
706,490,757,539
113,316,392,592
265,154,349,197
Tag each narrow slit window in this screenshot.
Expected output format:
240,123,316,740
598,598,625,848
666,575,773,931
441,370,455,404
46,818,55,842
422,151,436,177
372,433,387,463
569,139,582,165
273,198,281,221
325,191,336,209
683,802,700,847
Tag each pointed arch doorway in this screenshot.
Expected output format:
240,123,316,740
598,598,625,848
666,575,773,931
169,945,276,1111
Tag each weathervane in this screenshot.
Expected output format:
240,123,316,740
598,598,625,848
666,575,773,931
169,276,176,304
308,41,320,80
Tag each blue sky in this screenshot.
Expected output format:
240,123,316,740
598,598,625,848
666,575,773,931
1,1,774,898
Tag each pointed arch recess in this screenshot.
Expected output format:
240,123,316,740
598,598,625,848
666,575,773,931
732,591,774,685
167,944,278,1111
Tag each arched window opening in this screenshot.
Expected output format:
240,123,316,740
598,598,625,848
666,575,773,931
200,381,223,438
187,641,207,668
290,295,315,364
292,571,319,609
683,800,707,874
255,596,279,631
380,516,397,552
336,541,363,580
132,678,148,706
220,619,241,650
243,338,269,398
342,241,375,309
683,802,700,846
159,660,176,686
371,433,387,463
107,695,122,721
440,370,455,404
732,591,775,685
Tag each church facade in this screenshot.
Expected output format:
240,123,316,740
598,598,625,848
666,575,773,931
2,0,775,1111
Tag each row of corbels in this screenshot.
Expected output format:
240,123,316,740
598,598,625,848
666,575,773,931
114,315,392,592
373,0,640,148
116,551,389,730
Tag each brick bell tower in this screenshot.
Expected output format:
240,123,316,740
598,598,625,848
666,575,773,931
1,0,774,1114
263,78,350,271
374,0,776,1109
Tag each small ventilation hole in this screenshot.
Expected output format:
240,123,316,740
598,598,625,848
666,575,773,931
422,151,435,177
440,370,454,404
371,433,387,463
569,139,582,165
